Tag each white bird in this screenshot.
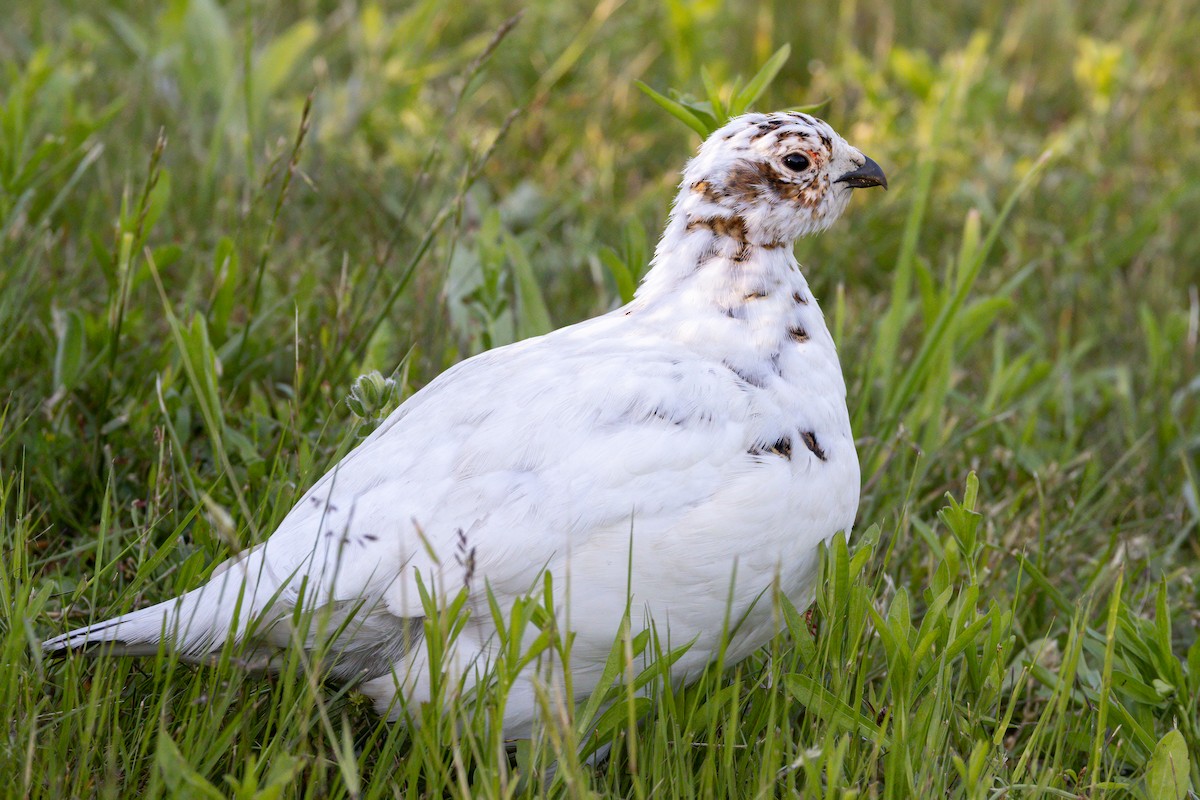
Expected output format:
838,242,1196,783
43,112,886,738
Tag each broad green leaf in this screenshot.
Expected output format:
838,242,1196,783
253,19,320,99
631,640,691,692
784,674,890,746
183,312,226,438
730,43,791,115
943,614,991,662
1146,729,1190,800
1011,551,1073,616
780,594,818,663
209,236,239,341
635,81,711,137
600,246,636,304
590,695,652,741
700,66,726,122
504,232,553,338
577,619,643,739
51,307,87,392
911,584,953,665
1187,638,1200,698
155,731,225,799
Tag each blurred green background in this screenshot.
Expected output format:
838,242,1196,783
3,0,1195,541
3,0,1199,796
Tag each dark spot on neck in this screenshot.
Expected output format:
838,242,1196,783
792,291,809,305
725,160,771,202
749,436,793,460
789,325,809,342
685,211,788,260
687,214,760,268
687,214,748,242
800,431,827,461
690,180,726,205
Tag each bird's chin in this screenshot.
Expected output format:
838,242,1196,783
795,208,842,239
824,195,854,225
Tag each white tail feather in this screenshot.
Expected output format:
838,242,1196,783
41,561,419,684
40,556,282,660
42,588,224,658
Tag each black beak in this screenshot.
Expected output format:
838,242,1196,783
835,156,888,190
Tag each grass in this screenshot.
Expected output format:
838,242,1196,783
2,0,1199,797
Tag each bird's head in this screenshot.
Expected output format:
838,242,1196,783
677,112,887,246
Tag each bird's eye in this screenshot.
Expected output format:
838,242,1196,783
782,153,810,172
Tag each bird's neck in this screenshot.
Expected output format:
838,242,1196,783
633,202,805,315
624,205,829,375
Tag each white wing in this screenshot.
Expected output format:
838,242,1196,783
252,306,855,645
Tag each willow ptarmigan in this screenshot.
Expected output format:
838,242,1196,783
44,112,886,737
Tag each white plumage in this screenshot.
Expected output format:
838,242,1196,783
44,112,886,737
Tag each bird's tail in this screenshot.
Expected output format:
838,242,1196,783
44,592,208,657
41,562,275,660
41,544,414,681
